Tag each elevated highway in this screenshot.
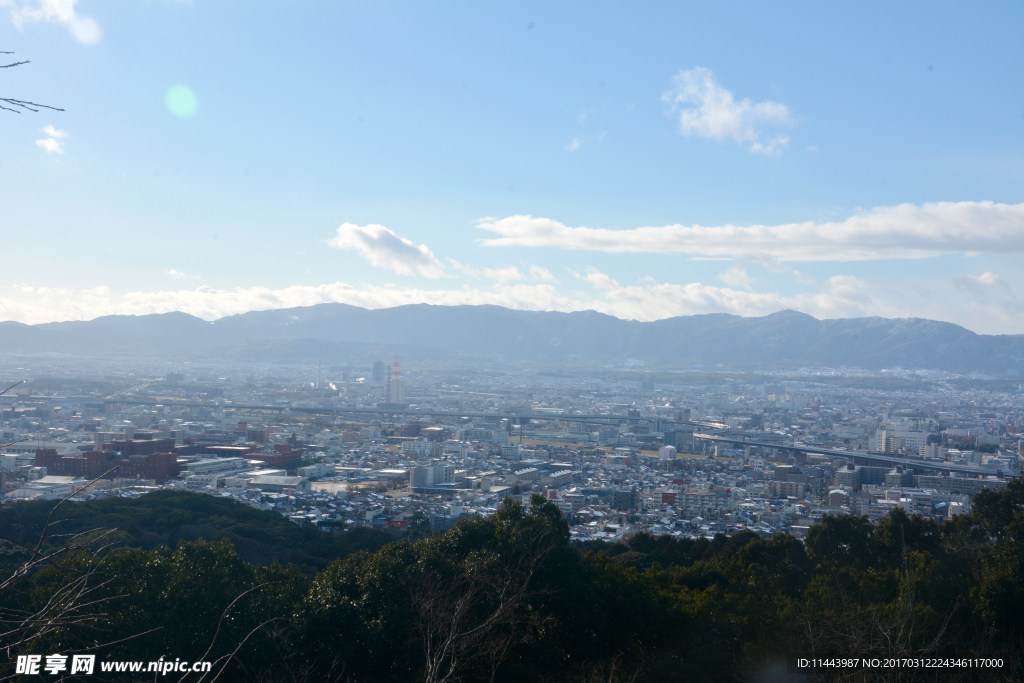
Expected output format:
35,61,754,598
99,397,727,431
693,433,1011,478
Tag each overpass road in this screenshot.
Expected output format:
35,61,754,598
99,397,728,431
693,433,1013,478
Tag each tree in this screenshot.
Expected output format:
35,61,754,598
405,511,432,540
972,477,1024,540
1,52,63,114
804,513,876,573
0,468,121,664
409,497,564,683
25,540,310,681
298,496,569,683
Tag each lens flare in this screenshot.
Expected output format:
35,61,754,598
165,85,198,117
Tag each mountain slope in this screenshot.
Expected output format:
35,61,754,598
1,305,1020,375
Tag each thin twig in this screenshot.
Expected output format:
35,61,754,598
195,618,285,683
0,98,64,113
194,582,281,665
29,469,119,562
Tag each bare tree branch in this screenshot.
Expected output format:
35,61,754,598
409,521,560,683
195,617,287,683
1,52,63,113
0,97,65,113
25,468,119,569
0,468,126,663
193,581,283,668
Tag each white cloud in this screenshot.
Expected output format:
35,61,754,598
0,282,579,326
2,0,102,45
719,266,753,289
4,0,74,25
662,67,792,155
451,263,525,282
449,261,559,284
0,271,1020,334
68,13,99,44
36,138,63,154
165,269,200,281
572,268,619,290
35,124,68,154
482,266,525,283
446,260,476,276
475,201,1024,261
950,272,1022,329
733,253,815,285
327,222,446,278
956,271,1002,288
564,110,608,153
527,265,558,283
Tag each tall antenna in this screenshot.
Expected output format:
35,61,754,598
317,361,322,390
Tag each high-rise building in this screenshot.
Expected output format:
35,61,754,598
410,464,455,489
386,377,405,403
663,427,694,452
371,361,386,386
612,486,641,511
385,359,405,403
885,467,915,487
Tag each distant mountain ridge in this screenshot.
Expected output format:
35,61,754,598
1,304,1021,375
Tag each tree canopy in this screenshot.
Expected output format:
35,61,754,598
2,483,1022,682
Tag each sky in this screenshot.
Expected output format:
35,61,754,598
1,0,1022,334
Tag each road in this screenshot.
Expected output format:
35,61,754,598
693,433,1010,477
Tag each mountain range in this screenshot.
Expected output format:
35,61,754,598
1,304,1021,376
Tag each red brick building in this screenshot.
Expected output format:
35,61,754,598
35,448,181,483
248,444,302,472
202,445,257,459
102,438,176,456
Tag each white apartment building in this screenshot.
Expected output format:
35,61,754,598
184,457,248,476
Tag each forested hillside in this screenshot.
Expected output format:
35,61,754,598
2,482,1022,682
0,490,394,576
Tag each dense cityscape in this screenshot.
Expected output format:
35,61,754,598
4,356,1020,540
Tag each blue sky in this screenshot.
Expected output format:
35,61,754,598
1,0,1021,333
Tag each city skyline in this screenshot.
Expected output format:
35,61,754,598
1,0,1022,334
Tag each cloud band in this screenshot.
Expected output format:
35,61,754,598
475,202,1024,261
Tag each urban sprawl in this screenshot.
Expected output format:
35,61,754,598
2,358,1021,541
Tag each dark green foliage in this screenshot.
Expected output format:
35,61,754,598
26,540,310,680
972,476,1024,540
0,490,394,573
403,510,432,540
3,481,1023,682
805,513,877,572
